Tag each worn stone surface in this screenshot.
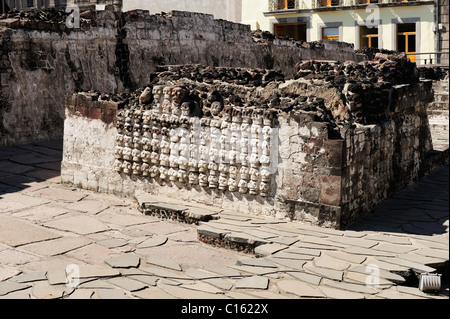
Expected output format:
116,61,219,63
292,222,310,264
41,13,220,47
0,141,447,299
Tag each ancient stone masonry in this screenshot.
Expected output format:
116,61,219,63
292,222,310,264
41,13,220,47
0,8,361,146
62,53,442,229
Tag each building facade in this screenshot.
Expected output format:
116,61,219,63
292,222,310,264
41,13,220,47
242,0,447,65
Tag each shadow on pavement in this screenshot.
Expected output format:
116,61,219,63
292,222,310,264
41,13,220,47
0,139,62,199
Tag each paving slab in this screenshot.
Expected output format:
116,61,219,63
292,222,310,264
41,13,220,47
31,281,74,299
131,287,176,299
65,200,110,215
235,276,269,290
327,236,379,248
145,255,182,271
33,187,88,202
97,238,128,249
9,271,47,284
11,205,69,221
21,236,92,256
65,289,95,299
0,281,31,296
343,246,396,257
47,269,69,286
254,243,288,256
96,210,156,227
303,265,344,281
415,248,449,260
283,247,322,257
318,286,366,299
203,266,242,278
0,266,21,281
347,265,406,284
322,279,378,295
136,236,168,249
285,271,322,286
105,254,141,269
372,243,417,254
270,251,314,261
96,288,129,299
265,256,306,270
236,259,278,268
314,255,351,271
157,282,229,299
0,249,41,266
323,251,366,264
107,277,148,292
43,215,110,235
179,282,224,294
376,257,436,273
277,280,325,298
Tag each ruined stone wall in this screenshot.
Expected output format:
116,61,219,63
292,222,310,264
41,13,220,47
61,59,438,228
0,9,361,146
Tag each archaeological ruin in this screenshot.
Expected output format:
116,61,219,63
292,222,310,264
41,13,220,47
1,9,449,229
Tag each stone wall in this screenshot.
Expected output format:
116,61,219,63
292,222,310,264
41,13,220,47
61,59,439,229
0,9,362,146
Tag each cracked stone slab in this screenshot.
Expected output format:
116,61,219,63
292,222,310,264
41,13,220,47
0,281,31,296
105,254,141,269
197,224,230,238
224,232,269,246
314,255,351,271
235,276,269,290
96,288,129,299
33,187,88,202
74,265,121,279
327,236,379,248
254,243,288,256
22,236,92,256
364,234,412,245
318,286,366,299
31,281,74,299
107,277,148,292
345,271,396,287
203,266,242,278
322,279,378,295
303,265,344,281
0,215,62,247
271,252,314,261
0,266,22,281
43,215,110,235
97,238,129,249
9,271,47,283
180,282,224,294
265,257,306,270
146,255,182,271
236,259,278,268
323,251,366,264
136,236,168,249
343,246,396,257
376,257,436,274
65,200,110,215
372,243,418,254
157,282,229,299
285,271,322,286
283,247,322,257
415,248,449,260
277,280,325,298
347,265,406,284
47,269,68,286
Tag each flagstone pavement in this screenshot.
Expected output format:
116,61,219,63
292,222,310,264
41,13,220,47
0,139,448,299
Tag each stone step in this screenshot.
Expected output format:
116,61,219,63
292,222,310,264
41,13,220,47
135,194,220,225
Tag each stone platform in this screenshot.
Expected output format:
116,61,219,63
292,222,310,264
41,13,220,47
0,139,448,299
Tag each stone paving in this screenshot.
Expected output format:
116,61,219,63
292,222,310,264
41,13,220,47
0,139,448,299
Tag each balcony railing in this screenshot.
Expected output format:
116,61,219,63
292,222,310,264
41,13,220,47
268,0,423,11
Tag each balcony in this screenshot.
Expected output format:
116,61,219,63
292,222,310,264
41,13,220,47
267,0,428,12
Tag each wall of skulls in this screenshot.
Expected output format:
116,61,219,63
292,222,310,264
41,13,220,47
113,85,279,198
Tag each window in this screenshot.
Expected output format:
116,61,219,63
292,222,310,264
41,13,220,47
322,27,339,41
360,26,379,48
320,0,341,7
397,23,416,62
278,0,296,9
275,23,307,41
358,0,380,4
27,0,34,7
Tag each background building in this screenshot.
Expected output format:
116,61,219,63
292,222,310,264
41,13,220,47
241,0,448,65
